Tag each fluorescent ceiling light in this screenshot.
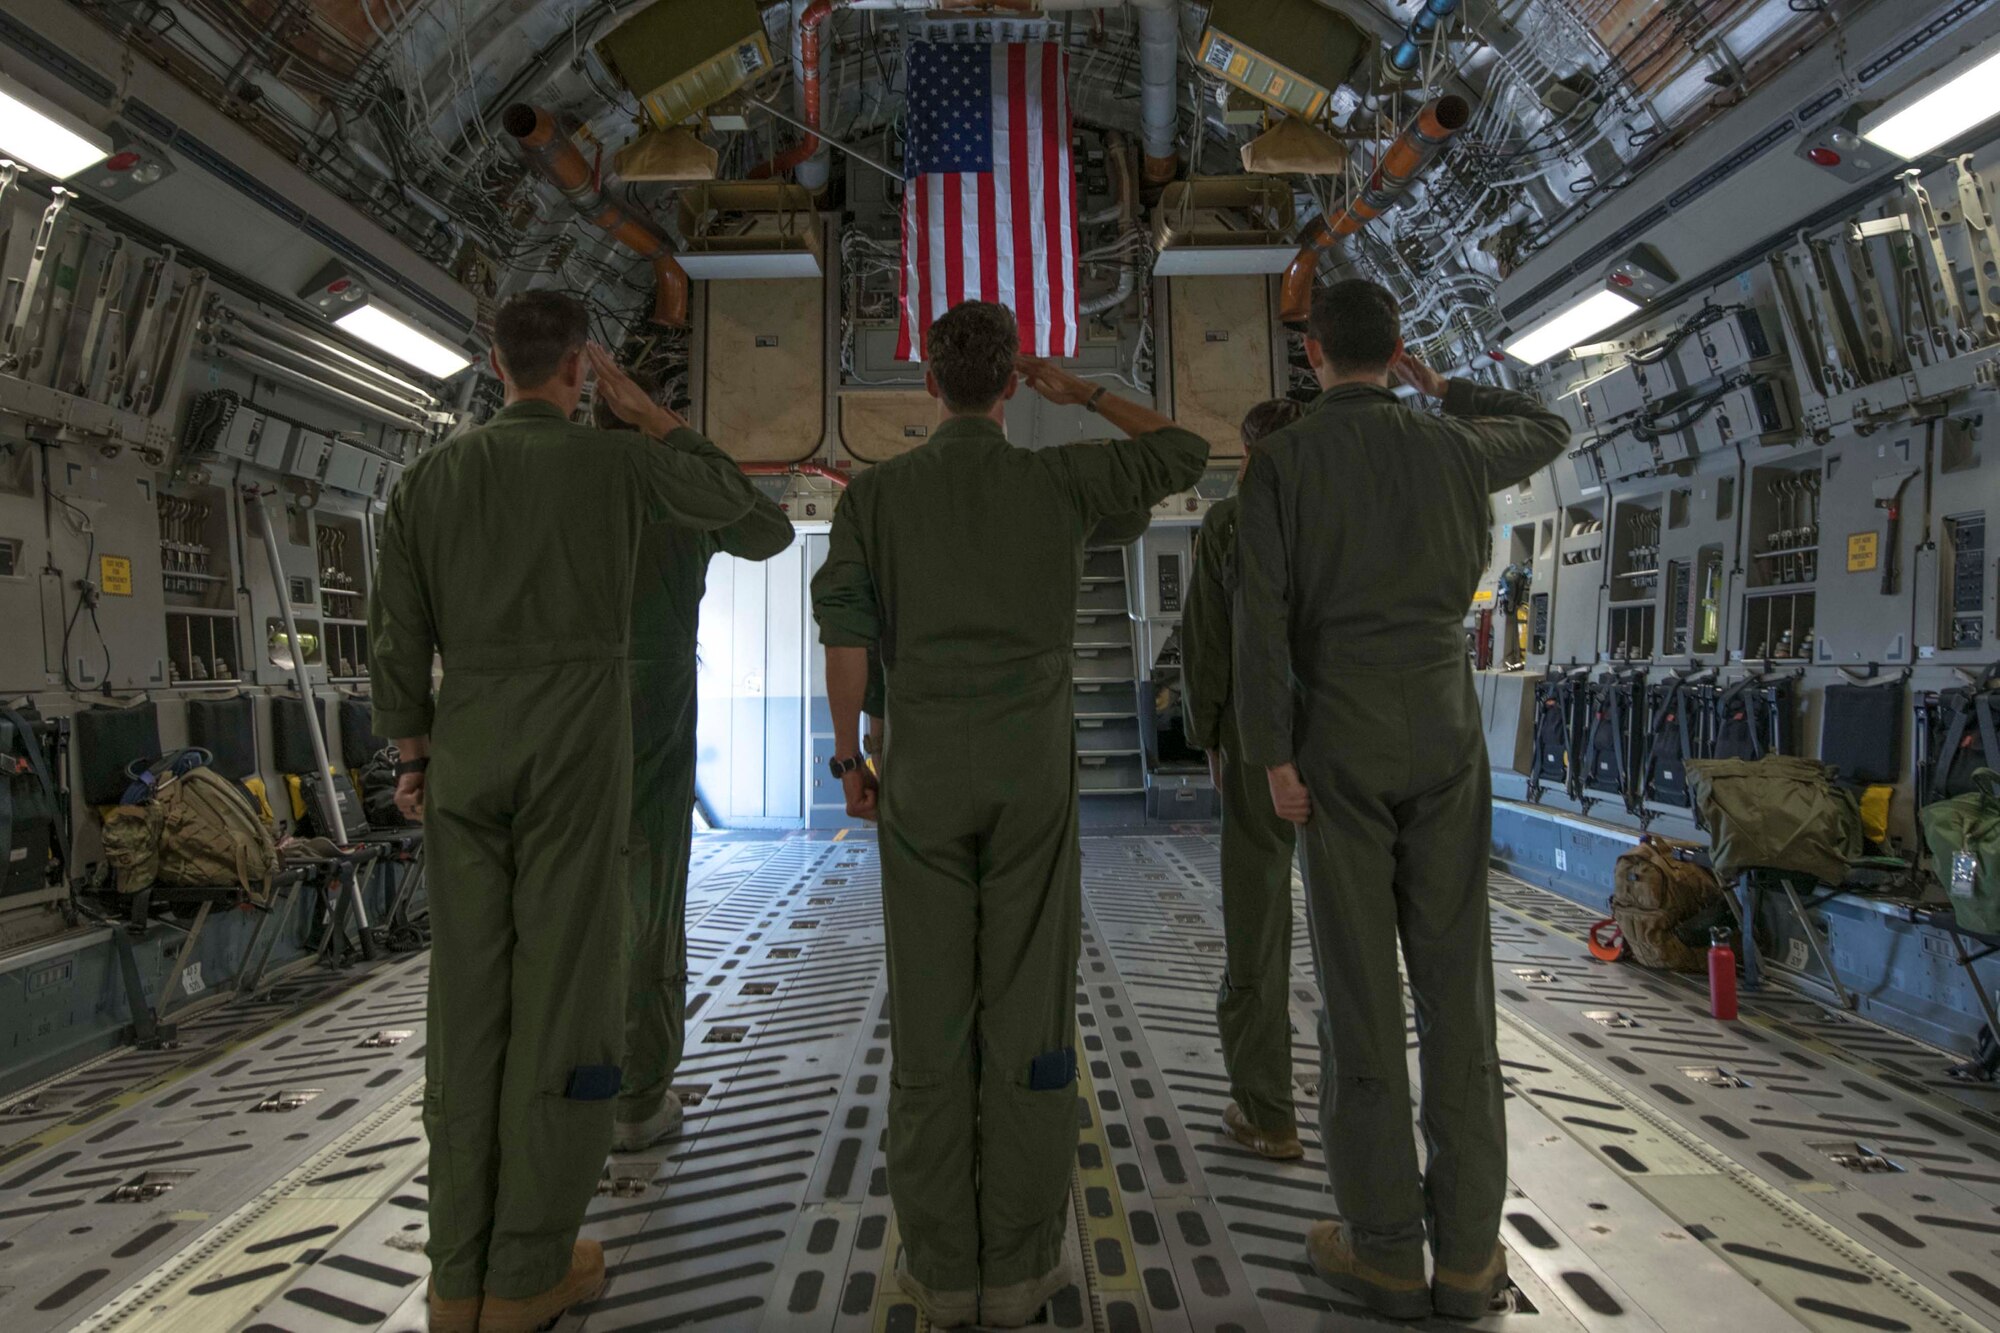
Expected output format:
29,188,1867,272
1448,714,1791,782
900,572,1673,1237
1503,289,1641,367
0,74,111,179
1861,42,2000,159
333,302,472,378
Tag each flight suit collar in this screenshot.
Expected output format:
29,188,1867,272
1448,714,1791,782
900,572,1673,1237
925,414,1010,447
492,399,570,423
1308,382,1399,413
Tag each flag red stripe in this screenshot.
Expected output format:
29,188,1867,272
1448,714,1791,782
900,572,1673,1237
977,172,999,304
914,177,935,347
943,176,965,309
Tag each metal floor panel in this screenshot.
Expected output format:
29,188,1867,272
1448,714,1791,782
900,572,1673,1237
2,833,1996,1331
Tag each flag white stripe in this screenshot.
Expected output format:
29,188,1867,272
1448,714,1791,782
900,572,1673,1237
902,174,921,356
926,173,949,328
992,44,1015,318
961,172,982,303
1052,50,1075,354
1024,48,1050,355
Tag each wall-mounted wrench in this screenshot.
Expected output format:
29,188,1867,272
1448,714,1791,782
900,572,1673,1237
0,186,73,373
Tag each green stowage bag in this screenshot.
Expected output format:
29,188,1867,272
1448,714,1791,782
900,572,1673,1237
1919,768,2000,936
1688,754,1862,885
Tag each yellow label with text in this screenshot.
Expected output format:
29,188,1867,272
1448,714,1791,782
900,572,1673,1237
1471,590,1496,605
1846,532,1879,573
99,555,132,596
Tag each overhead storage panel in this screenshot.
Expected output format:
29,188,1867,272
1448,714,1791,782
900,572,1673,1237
841,391,936,465
702,278,825,465
1168,276,1275,461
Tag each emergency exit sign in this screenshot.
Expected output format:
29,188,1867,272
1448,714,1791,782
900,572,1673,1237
99,555,132,596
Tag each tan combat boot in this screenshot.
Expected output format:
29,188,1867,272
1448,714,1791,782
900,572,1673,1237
1305,1220,1432,1321
1223,1102,1305,1160
1433,1243,1510,1320
477,1239,606,1333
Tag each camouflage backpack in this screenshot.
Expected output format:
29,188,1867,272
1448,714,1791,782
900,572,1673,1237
104,766,278,902
1611,835,1723,972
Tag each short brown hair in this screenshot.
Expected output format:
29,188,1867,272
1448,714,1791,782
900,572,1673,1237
927,301,1017,414
1241,398,1304,449
1308,278,1401,375
493,290,587,389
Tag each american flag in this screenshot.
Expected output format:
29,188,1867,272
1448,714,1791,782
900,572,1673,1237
897,41,1078,360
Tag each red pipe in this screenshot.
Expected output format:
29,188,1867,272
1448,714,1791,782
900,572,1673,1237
504,102,692,327
744,461,850,488
751,0,836,182
1279,96,1471,327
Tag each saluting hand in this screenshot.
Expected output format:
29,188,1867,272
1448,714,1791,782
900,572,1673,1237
1390,349,1448,399
1016,355,1098,408
587,343,687,437
1267,763,1311,825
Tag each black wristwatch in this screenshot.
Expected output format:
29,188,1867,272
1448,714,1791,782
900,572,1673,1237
395,757,430,777
828,755,865,779
1084,385,1108,414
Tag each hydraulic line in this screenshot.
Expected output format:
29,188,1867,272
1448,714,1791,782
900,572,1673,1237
504,102,691,327
1279,96,1472,327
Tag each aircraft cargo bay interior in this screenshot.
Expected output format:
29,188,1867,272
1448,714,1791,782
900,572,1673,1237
2,1,2000,1331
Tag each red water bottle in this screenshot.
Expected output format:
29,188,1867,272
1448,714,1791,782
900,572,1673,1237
1708,926,1738,1022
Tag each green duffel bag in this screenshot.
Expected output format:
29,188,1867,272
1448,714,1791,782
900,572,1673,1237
1919,768,2000,936
1689,754,1862,885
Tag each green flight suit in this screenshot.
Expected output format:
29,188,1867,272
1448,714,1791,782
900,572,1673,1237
370,401,761,1302
620,459,794,1125
812,415,1207,1293
1232,379,1568,1280
1182,496,1298,1137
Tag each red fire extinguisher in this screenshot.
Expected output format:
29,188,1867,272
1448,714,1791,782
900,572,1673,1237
1708,926,1738,1022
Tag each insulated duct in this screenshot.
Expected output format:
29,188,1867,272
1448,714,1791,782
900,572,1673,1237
503,103,691,327
752,0,837,186
1136,0,1180,185
1279,95,1470,326
1391,0,1462,75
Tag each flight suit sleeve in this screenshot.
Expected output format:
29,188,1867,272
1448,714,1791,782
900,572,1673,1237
1441,378,1572,493
716,491,796,561
1232,452,1295,768
1087,509,1153,548
629,427,763,530
1044,426,1208,531
811,485,881,650
1181,512,1232,752
367,479,437,738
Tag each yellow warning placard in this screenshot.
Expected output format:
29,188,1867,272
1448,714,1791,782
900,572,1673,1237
99,555,132,596
1471,590,1496,605
1846,532,1879,573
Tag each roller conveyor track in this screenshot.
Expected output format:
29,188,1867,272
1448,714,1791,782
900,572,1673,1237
3,833,1998,1332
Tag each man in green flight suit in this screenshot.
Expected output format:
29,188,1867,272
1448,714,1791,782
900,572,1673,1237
1233,279,1569,1322
590,373,796,1151
1181,397,1305,1162
371,292,765,1333
811,301,1207,1328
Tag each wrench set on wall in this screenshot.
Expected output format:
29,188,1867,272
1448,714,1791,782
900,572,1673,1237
0,176,209,427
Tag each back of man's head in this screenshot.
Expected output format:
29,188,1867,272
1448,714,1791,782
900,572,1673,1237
493,290,588,391
926,301,1019,415
1307,279,1402,377
1240,398,1304,450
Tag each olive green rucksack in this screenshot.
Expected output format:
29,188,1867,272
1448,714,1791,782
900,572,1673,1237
1688,754,1862,886
1919,768,2000,936
103,767,278,902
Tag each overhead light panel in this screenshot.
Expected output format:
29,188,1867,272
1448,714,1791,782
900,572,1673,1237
1503,289,1641,367
0,72,111,179
1860,41,2000,159
333,302,472,379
